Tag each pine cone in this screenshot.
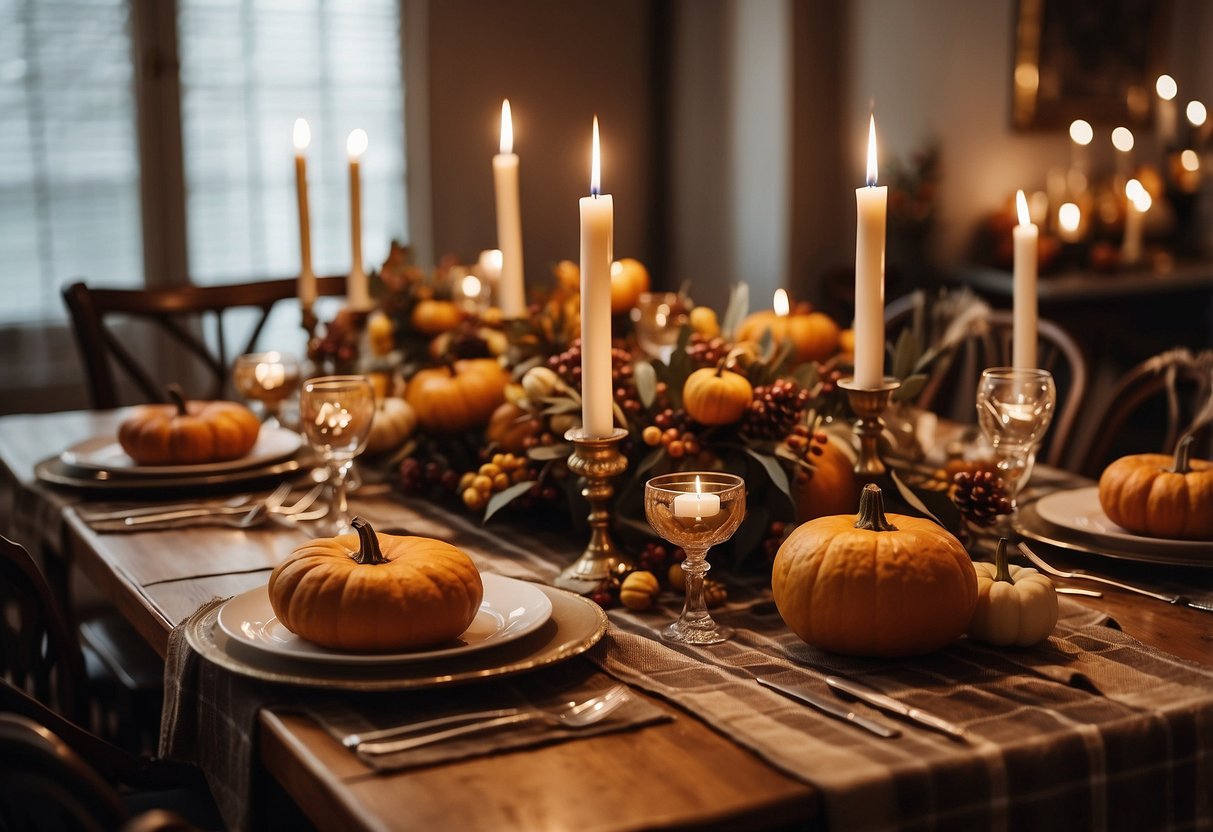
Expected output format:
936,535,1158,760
741,379,811,440
950,470,1012,527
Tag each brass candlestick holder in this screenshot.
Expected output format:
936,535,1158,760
837,377,901,480
555,427,634,594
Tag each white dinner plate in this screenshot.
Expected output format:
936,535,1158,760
217,573,554,665
60,426,302,477
1033,487,1212,557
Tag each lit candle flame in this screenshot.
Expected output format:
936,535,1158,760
1125,178,1145,201
462,274,482,299
590,116,601,197
1111,127,1134,153
1181,149,1200,172
1156,74,1178,101
1134,191,1152,212
694,475,702,495
773,288,790,317
293,118,310,152
347,128,368,160
1068,119,1093,146
1015,190,1031,227
500,99,513,154
1187,100,1208,127
865,114,878,187
1058,203,1080,234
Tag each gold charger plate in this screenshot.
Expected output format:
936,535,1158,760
185,581,608,690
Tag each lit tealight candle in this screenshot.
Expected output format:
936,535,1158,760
1122,179,1151,265
1058,202,1082,243
673,476,720,519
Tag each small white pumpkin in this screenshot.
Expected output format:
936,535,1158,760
967,538,1058,647
364,397,418,455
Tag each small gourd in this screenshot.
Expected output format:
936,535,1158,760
619,571,660,611
682,364,753,426
967,538,1058,647
364,397,417,455
1098,436,1213,540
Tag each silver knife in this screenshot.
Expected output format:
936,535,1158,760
755,677,900,739
825,676,967,741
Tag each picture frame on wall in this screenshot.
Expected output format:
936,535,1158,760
1011,0,1171,130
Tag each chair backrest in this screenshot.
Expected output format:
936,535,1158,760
62,275,346,409
0,713,128,831
906,308,1087,469
1075,348,1213,478
0,536,89,725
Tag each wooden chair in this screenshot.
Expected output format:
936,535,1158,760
62,275,346,409
1,535,162,752
887,302,1087,469
1075,348,1213,478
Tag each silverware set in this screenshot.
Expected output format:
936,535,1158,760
345,684,631,757
78,483,327,529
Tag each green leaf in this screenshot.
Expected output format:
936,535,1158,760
890,328,921,380
527,442,572,462
633,446,667,478
721,282,750,341
888,469,960,532
676,323,693,351
743,447,791,502
483,480,537,523
541,399,581,416
792,362,819,389
634,360,657,408
892,373,928,402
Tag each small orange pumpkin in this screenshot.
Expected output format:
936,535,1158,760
410,299,465,336
610,258,651,314
737,308,840,364
268,517,483,652
791,432,858,523
405,358,509,435
486,401,540,453
1098,436,1213,540
772,484,977,657
682,365,753,426
118,386,260,465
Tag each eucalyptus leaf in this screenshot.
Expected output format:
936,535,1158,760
721,282,750,340
483,480,537,523
744,447,792,502
893,373,928,402
758,327,775,362
891,328,921,380
527,442,572,461
541,399,581,416
888,469,960,532
792,362,819,388
634,360,657,408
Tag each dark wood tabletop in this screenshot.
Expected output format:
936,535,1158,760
3,408,1211,831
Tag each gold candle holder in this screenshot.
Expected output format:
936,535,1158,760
837,376,901,480
555,427,633,594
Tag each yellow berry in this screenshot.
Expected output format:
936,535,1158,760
472,475,493,493
492,473,510,491
479,463,501,478
459,472,476,491
492,453,507,468
667,440,685,458
642,425,662,446
510,467,530,484
462,488,487,510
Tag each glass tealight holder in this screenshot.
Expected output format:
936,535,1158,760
233,351,301,427
631,292,687,361
644,472,746,645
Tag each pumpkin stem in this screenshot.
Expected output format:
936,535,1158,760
1169,435,1194,474
350,516,390,565
854,483,898,532
993,538,1014,583
167,383,189,416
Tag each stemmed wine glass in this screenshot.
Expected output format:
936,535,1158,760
645,472,746,645
975,368,1056,506
299,375,375,535
233,351,300,427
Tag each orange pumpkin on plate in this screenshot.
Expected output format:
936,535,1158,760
1098,437,1213,540
118,386,260,465
268,517,483,652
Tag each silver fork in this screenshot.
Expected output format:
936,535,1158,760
121,482,296,527
351,684,631,756
1017,542,1207,609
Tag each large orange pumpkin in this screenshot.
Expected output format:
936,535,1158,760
118,386,260,465
737,309,840,364
404,359,509,435
791,433,858,523
1098,436,1213,540
268,517,483,652
772,484,977,657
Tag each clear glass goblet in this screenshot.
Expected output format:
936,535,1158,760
233,351,300,427
299,375,375,535
644,472,746,645
975,367,1056,505
630,292,687,361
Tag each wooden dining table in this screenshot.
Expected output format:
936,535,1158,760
2,407,1211,831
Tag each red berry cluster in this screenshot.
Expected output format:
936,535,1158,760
741,379,812,440
761,521,790,562
784,424,831,486
548,340,643,418
686,333,730,369
641,409,701,458
398,457,461,497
